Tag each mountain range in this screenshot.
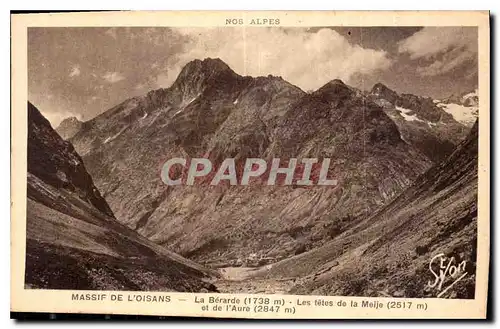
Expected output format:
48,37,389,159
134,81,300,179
63,58,477,267
29,57,478,296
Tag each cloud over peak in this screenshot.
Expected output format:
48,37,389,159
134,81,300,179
398,27,477,77
28,27,478,123
159,27,392,91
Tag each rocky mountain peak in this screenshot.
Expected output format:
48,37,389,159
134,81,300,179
170,57,241,99
60,116,81,124
66,59,472,270
56,116,83,139
434,89,478,127
329,78,346,85
370,82,398,103
313,78,354,102
176,57,235,80
201,57,232,70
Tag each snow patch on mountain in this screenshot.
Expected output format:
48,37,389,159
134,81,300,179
147,111,164,127
396,106,425,123
104,126,128,144
173,93,202,117
181,93,201,108
399,131,410,144
395,106,441,129
462,89,478,103
437,103,478,127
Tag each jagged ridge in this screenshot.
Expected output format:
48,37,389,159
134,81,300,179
367,83,470,162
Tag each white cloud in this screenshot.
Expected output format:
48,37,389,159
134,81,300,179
158,28,392,91
398,27,477,77
69,65,81,77
102,71,125,83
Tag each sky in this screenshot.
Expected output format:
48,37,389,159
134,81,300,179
28,26,478,127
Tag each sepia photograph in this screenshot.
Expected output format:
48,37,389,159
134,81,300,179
11,11,490,319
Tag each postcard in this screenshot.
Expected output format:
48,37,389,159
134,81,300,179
11,10,490,319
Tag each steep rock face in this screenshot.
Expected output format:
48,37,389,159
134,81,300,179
69,59,434,266
259,121,478,298
26,102,217,291
267,79,430,204
55,116,83,139
368,83,470,163
206,75,305,162
28,102,113,218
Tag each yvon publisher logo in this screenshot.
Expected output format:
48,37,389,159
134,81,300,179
427,253,469,298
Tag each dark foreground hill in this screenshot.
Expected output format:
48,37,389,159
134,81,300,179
26,102,218,291
254,120,478,298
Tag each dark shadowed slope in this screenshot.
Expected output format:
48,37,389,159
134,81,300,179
255,120,478,298
26,102,218,291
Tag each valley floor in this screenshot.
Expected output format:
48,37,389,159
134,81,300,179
214,266,295,294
